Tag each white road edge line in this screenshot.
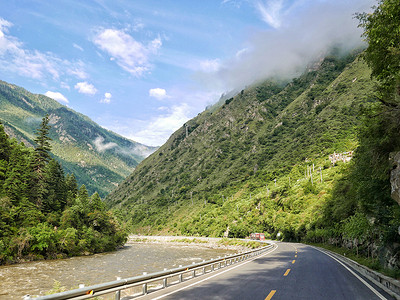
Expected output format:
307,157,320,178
146,243,279,300
313,247,387,300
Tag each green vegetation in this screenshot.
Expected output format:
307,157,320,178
0,119,128,264
107,47,399,272
0,81,156,197
217,238,261,249
107,51,372,237
104,0,400,274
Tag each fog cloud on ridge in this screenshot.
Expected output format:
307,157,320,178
196,0,375,91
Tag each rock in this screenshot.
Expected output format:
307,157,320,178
389,151,400,206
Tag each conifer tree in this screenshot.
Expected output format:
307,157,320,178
43,159,67,213
89,192,105,211
0,121,10,162
0,122,10,188
65,174,78,199
34,114,52,167
31,114,52,207
4,142,31,202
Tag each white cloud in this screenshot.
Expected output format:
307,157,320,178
73,43,84,51
195,0,374,91
93,136,117,152
44,91,69,104
101,92,112,104
149,88,168,100
60,82,70,90
131,104,191,146
74,81,97,95
199,59,221,73
93,28,162,76
255,0,284,28
0,18,87,82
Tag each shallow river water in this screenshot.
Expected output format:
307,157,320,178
0,243,235,299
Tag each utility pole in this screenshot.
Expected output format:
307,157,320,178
274,179,277,187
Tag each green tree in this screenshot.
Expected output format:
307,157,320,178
43,159,67,213
0,121,10,162
65,174,78,196
3,142,31,202
89,192,105,211
31,114,52,207
33,114,52,165
357,0,400,107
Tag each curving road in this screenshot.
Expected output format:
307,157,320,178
136,242,394,300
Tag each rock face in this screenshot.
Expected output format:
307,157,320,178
389,152,400,206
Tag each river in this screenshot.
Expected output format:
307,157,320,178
0,241,236,299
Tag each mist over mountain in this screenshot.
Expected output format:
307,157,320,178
107,49,370,229
195,0,374,92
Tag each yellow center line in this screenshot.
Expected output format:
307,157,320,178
292,260,296,264
284,269,291,276
295,255,297,258
265,290,276,300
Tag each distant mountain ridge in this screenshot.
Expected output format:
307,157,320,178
0,80,157,197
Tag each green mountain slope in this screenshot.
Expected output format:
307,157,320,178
107,51,376,234
0,80,157,197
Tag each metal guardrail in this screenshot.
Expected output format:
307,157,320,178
32,243,273,300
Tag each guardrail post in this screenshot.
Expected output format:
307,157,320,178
115,277,121,300
163,277,168,288
115,290,121,300
163,269,168,288
142,272,148,295
142,283,147,295
178,265,183,282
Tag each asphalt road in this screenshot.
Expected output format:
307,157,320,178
136,242,395,300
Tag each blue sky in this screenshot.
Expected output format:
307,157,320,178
0,0,374,146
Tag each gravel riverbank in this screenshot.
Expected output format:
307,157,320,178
127,235,262,252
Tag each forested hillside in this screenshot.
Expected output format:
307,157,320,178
0,81,157,197
0,118,127,264
107,50,369,230
107,47,399,271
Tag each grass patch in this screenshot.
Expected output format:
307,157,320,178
218,238,262,249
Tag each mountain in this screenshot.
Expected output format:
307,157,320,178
0,80,157,197
106,50,376,233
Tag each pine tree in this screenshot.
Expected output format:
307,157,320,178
89,192,105,211
65,173,78,203
33,114,52,166
4,142,31,203
31,114,52,207
0,122,10,190
0,121,11,162
43,159,67,213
